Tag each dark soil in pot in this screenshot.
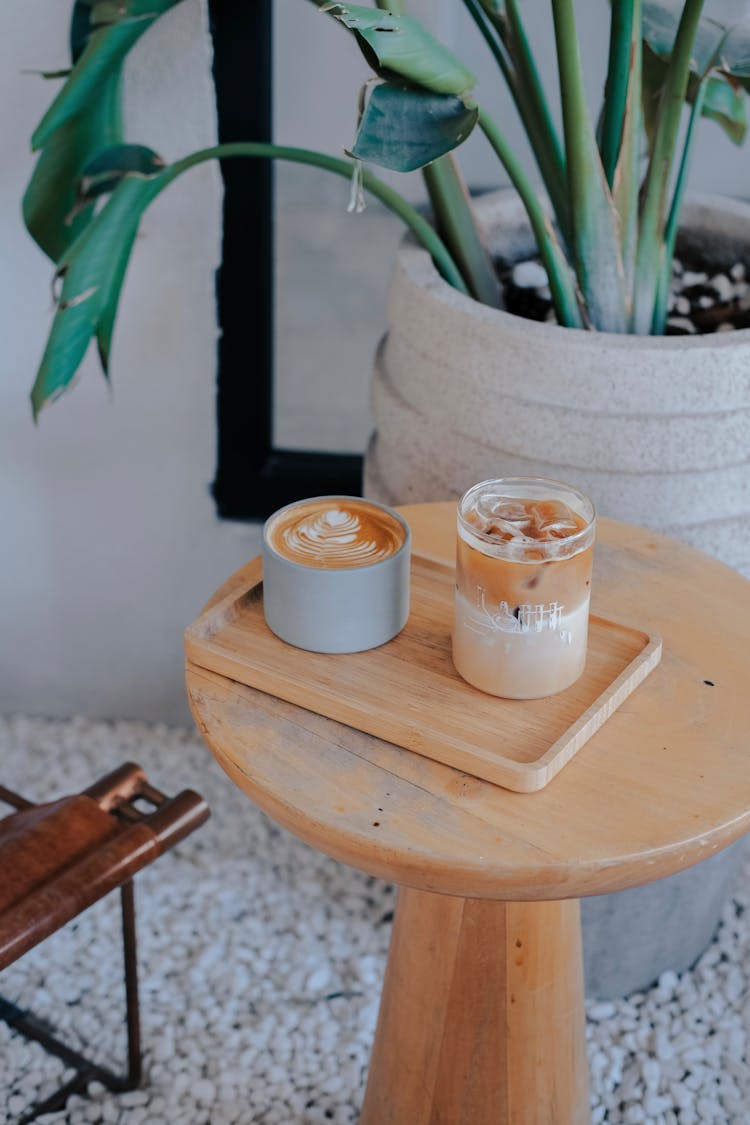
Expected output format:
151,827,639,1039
498,256,750,335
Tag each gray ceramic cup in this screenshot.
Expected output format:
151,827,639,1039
261,495,411,653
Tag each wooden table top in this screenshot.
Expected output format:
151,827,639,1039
186,502,750,901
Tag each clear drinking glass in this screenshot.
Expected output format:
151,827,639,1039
453,477,596,699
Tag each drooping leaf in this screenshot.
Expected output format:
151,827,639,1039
643,4,750,96
643,3,750,96
349,83,478,172
70,0,95,63
79,146,165,368
643,44,747,148
697,72,747,143
30,138,475,415
31,173,165,418
324,3,476,96
642,1,726,75
32,0,183,150
79,144,166,201
23,73,122,262
95,224,140,375
717,18,750,92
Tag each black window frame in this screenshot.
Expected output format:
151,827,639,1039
208,0,363,521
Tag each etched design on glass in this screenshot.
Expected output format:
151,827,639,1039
466,588,566,636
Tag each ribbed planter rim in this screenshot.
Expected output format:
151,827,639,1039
397,190,750,353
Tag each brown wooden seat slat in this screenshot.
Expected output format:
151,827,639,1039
0,763,209,1121
0,796,119,914
0,775,209,971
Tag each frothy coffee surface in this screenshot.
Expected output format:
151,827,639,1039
267,498,406,569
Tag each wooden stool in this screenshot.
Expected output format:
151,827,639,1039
0,763,209,1124
187,504,750,1124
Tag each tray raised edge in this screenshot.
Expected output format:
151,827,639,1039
184,554,662,793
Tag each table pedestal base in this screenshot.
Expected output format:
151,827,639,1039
360,888,590,1125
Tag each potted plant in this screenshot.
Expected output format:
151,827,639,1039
24,1,750,996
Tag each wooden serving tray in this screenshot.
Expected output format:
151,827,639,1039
185,554,662,793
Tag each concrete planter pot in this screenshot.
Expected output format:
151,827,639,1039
365,189,750,998
366,190,750,575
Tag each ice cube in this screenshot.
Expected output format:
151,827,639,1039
487,517,533,542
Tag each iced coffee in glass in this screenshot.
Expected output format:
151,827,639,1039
453,477,596,699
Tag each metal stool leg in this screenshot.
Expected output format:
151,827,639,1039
121,878,142,1089
2,879,143,1124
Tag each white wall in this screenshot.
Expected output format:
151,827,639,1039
2,0,749,723
1,0,259,722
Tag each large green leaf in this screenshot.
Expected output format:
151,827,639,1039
94,223,140,375
31,172,165,418
349,83,478,172
23,73,122,263
642,1,725,74
32,0,183,150
324,3,476,95
31,140,473,416
643,4,750,93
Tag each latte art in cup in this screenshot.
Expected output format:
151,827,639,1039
267,498,406,569
262,496,411,653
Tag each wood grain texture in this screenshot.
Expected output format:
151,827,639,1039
359,888,589,1125
186,507,750,900
186,556,660,792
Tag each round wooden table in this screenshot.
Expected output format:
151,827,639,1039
186,503,750,1125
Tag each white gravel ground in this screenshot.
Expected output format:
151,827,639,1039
1,714,749,1125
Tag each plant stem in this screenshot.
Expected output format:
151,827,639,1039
631,0,705,334
165,142,469,294
651,78,708,334
423,157,502,307
552,0,627,331
609,0,641,304
477,109,583,328
503,0,571,247
462,0,514,83
462,0,572,250
600,1,635,186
